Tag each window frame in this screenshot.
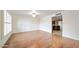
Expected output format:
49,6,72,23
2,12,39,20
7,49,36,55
4,11,12,36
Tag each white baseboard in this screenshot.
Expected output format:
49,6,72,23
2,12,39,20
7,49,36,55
63,34,79,41
0,32,12,48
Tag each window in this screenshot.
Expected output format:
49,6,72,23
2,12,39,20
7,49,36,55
4,11,12,36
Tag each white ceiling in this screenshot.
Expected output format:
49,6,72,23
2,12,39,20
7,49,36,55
8,10,62,18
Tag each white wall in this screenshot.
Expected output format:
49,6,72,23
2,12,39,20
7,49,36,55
12,14,52,33
12,15,40,33
62,11,79,40
40,15,52,33
0,11,2,43
0,10,4,47
58,21,62,30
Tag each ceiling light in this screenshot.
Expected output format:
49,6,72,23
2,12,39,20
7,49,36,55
32,13,36,17
29,10,40,17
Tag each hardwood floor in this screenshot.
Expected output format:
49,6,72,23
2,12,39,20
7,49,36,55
63,36,79,48
3,30,79,48
3,30,52,48
53,34,79,48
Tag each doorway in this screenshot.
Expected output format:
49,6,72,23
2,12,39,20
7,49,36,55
52,13,63,48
